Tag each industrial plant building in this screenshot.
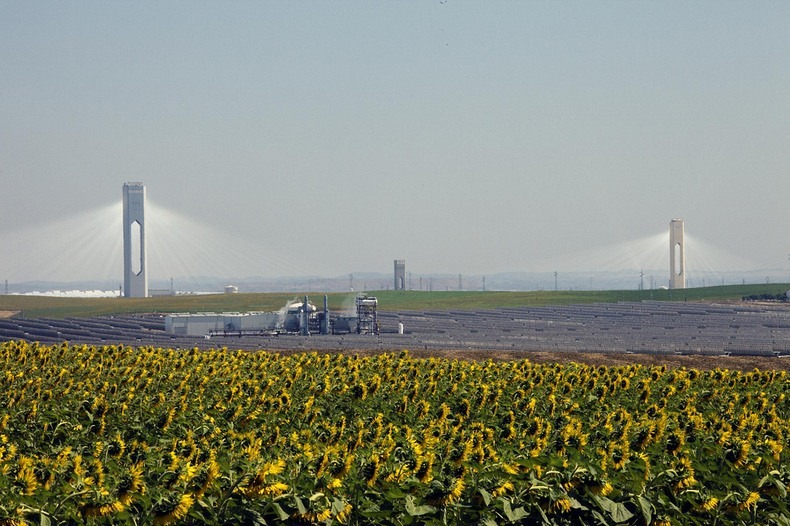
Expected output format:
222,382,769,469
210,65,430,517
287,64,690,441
164,295,379,338
165,312,281,336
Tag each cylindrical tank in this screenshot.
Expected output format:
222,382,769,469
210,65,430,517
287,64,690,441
321,295,330,334
301,295,310,336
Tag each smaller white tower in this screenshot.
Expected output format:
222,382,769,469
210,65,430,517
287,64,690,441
394,260,406,290
669,219,685,289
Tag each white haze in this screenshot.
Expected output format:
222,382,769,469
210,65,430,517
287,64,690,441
1,199,779,292
2,200,313,285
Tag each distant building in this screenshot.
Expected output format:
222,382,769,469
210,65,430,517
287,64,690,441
394,260,406,290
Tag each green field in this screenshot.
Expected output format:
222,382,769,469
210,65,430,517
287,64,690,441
1,283,788,319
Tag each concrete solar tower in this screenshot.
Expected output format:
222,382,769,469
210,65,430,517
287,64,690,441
394,260,406,290
669,218,686,289
123,182,148,298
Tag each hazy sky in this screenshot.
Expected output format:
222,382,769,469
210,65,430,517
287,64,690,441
1,1,788,282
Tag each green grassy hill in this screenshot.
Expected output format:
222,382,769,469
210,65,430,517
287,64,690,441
1,283,788,319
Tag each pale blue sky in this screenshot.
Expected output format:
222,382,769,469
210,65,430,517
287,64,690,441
1,1,788,282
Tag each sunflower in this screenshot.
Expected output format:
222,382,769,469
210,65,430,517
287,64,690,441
456,398,471,419
765,438,783,462
446,477,465,505
361,455,380,487
491,481,514,498
158,407,175,431
560,418,588,452
297,508,332,523
521,397,538,415
260,459,286,477
414,454,434,484
15,456,38,496
315,450,330,479
107,432,126,459
426,477,465,507
673,457,697,492
240,458,289,498
725,438,750,468
153,493,195,525
700,496,719,513
742,491,760,510
436,403,450,423
324,450,353,484
551,496,572,514
416,400,431,419
396,395,409,414
334,502,353,523
448,437,472,466
325,477,342,490
242,481,290,499
82,498,127,519
608,443,630,471
176,461,199,486
350,383,367,400
665,431,684,456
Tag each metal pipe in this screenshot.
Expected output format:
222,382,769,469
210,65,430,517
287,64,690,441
301,295,310,336
321,295,329,334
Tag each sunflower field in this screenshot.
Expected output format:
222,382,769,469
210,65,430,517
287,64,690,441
1,340,789,525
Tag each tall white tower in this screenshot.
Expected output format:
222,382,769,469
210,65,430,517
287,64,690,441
123,183,148,298
669,218,686,289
